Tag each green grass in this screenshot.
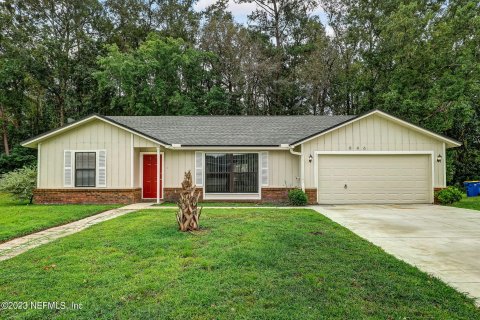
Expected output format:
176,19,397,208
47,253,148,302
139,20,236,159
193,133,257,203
0,193,120,243
451,194,480,211
156,201,288,207
0,208,478,319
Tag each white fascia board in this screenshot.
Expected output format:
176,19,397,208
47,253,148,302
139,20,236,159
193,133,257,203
21,115,167,148
174,146,290,150
291,110,461,148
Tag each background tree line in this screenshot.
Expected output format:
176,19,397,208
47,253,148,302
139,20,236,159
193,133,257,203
0,0,478,184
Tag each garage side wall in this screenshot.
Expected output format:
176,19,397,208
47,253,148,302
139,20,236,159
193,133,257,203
301,114,445,188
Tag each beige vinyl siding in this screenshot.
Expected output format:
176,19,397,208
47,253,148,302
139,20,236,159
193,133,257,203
268,151,300,188
38,119,162,189
164,149,195,188
302,114,445,188
133,135,159,148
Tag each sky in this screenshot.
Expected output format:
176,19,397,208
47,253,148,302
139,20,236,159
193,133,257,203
193,0,331,34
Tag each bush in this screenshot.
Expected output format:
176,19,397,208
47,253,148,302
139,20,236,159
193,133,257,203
436,186,463,205
0,145,37,174
0,166,37,203
288,189,308,206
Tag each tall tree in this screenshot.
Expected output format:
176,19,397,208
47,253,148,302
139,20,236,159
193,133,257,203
297,20,338,115
236,0,319,114
155,0,200,43
237,0,317,49
104,0,200,50
95,34,216,115
4,0,107,126
103,0,155,51
0,0,36,155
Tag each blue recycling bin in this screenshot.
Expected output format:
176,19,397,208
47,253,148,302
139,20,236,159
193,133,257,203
464,181,480,197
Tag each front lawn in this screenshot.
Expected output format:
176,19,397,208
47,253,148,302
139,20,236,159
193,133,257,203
452,194,480,211
0,193,120,243
0,209,478,319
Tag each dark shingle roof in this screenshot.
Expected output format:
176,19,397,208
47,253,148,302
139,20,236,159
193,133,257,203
104,115,356,146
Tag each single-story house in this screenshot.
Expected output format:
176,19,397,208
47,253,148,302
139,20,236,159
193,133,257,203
21,109,461,205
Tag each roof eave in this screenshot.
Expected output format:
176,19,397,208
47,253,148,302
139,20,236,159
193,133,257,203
290,109,462,148
372,110,462,148
21,114,101,148
172,145,290,150
21,114,170,148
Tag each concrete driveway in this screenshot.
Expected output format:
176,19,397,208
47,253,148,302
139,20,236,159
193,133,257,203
313,204,480,304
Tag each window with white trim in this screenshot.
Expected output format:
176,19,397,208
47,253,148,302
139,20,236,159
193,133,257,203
205,153,258,193
75,152,96,187
64,150,107,188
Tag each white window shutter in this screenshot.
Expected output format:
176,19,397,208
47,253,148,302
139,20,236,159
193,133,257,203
195,151,203,186
64,150,73,187
261,152,269,186
97,150,107,187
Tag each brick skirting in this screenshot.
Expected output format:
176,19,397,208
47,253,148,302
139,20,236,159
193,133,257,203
34,187,318,204
305,188,317,205
33,188,142,204
260,188,290,203
165,187,318,204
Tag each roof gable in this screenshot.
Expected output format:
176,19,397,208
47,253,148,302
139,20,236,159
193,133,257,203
21,115,167,148
291,110,461,148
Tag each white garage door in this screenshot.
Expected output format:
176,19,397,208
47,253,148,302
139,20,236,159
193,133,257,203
317,154,432,204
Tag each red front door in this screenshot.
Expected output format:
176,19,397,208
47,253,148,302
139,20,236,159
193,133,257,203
143,154,162,199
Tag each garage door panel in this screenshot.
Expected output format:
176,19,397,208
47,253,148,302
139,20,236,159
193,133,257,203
317,154,432,204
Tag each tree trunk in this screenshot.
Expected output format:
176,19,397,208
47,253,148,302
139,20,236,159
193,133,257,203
0,106,10,156
176,171,202,232
272,0,281,49
58,90,65,127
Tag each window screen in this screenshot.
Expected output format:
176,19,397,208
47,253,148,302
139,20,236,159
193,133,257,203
205,153,258,193
75,152,96,187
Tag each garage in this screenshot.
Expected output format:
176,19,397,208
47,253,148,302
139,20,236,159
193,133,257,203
317,153,433,204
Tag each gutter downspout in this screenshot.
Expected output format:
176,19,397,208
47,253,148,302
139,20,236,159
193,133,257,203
289,146,304,191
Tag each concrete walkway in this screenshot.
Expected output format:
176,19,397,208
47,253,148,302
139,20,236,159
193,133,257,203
312,204,480,305
0,203,154,262
146,206,299,209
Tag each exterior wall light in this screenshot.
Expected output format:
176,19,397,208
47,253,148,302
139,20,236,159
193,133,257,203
309,154,313,163
437,154,442,162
